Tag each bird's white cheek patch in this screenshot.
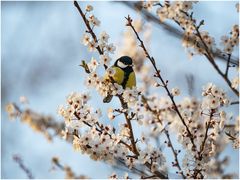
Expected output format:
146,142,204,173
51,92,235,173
117,61,128,68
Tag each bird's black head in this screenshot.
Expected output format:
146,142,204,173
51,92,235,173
115,56,133,69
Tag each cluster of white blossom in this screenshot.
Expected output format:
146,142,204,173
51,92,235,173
155,1,195,24
59,92,134,163
142,1,218,58
180,83,230,178
84,70,140,105
122,87,139,107
139,146,166,172
6,101,63,141
202,83,229,109
220,25,239,54
81,5,116,67
58,90,168,176
130,81,233,178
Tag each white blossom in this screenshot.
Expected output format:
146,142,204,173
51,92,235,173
85,5,93,12
122,88,139,106
88,57,99,72
82,33,91,46
100,54,111,65
231,76,239,89
100,31,110,43
171,87,180,96
106,67,116,77
106,43,116,54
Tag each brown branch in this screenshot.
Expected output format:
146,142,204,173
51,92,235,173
199,111,213,157
126,15,196,150
74,1,102,55
193,110,214,178
141,175,157,179
117,98,168,179
118,96,139,156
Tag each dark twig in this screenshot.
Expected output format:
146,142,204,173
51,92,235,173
141,175,157,179
74,1,102,55
199,110,214,158
164,130,186,179
142,96,185,179
230,101,239,105
193,109,214,178
225,54,231,77
116,158,149,177
13,155,34,179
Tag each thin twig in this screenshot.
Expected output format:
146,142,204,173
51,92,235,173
13,155,34,179
230,101,239,105
164,130,186,179
142,96,185,179
193,109,214,178
116,158,149,177
199,110,214,157
225,54,231,76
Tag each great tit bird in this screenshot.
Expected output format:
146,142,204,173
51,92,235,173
103,56,136,103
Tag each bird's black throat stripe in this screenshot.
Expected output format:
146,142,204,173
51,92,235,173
121,66,133,89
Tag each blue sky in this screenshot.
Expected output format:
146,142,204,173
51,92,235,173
1,1,239,178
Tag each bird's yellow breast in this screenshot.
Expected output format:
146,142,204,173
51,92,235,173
105,66,136,89
125,71,136,88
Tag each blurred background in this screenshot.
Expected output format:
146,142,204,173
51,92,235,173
1,1,239,178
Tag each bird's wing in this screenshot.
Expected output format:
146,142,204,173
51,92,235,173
104,66,124,85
